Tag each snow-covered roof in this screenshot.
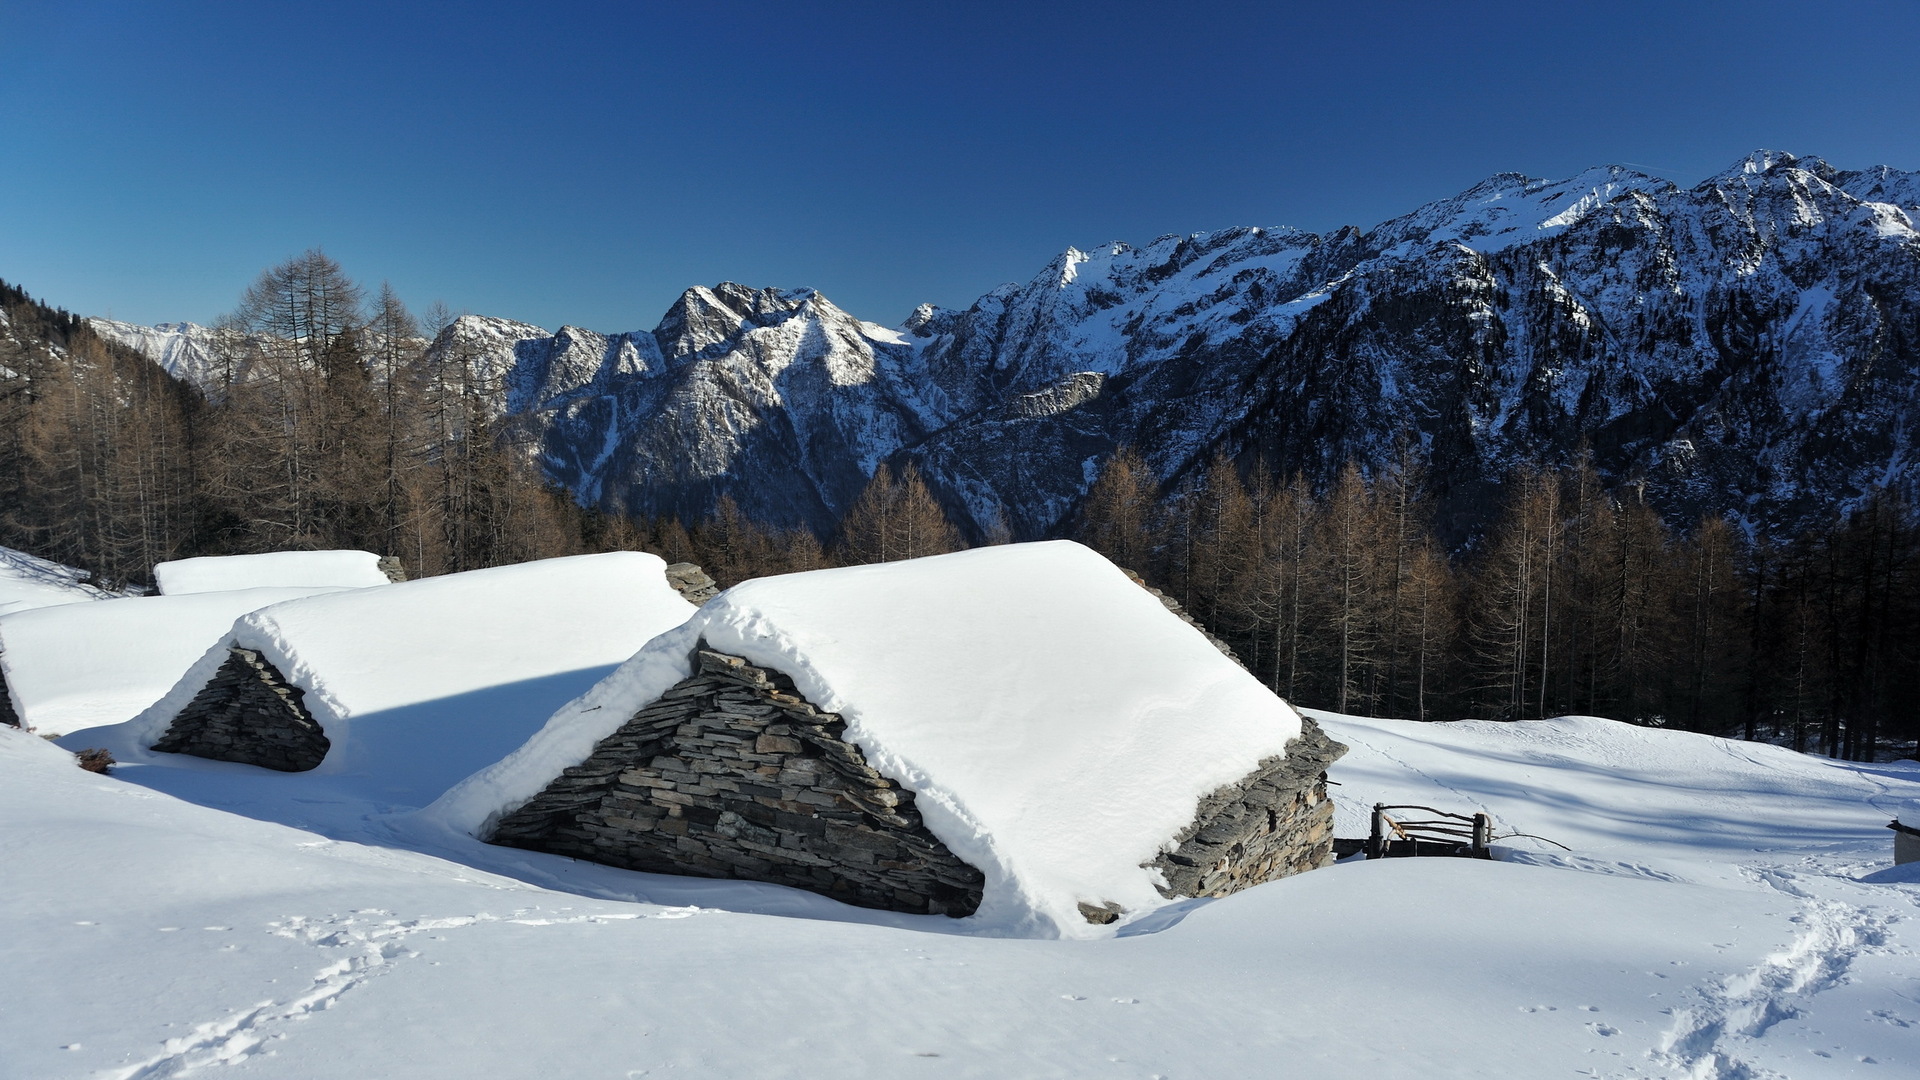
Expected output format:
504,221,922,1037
152,550,393,594
131,553,697,773
431,541,1304,937
0,587,347,736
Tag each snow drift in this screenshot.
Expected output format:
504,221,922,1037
431,541,1305,937
152,550,393,594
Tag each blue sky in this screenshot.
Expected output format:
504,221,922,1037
3,0,1915,332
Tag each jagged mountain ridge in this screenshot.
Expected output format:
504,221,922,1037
94,150,1920,541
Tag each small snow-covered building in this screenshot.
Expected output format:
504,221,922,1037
432,542,1344,936
0,587,352,735
136,553,697,776
153,550,397,594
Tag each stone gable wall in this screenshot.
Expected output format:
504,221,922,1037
489,646,985,916
151,648,330,772
0,668,20,728
1149,716,1344,900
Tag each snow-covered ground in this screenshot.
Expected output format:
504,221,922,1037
0,545,112,616
6,692,1914,1077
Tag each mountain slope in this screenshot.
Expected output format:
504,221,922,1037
97,151,1920,539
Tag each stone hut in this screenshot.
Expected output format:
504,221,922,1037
0,587,352,738
136,553,699,775
438,541,1344,936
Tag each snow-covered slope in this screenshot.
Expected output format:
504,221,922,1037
86,319,228,385
0,545,110,616
152,550,391,594
0,587,349,736
12,698,1915,1078
433,542,1300,936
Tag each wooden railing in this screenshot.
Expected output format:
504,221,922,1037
1367,803,1492,860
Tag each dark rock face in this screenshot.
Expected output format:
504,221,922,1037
399,151,1919,545
488,646,986,917
0,670,20,727
1149,717,1344,898
151,648,329,772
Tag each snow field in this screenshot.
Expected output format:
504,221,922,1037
433,542,1300,937
8,708,1916,1079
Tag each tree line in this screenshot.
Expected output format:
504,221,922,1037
1072,447,1918,762
0,253,966,590
3,256,1914,759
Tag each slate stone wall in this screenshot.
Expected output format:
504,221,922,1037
489,645,984,916
0,668,20,728
664,563,719,604
151,648,330,772
1149,716,1344,899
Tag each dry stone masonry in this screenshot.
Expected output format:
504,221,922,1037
151,648,330,771
0,669,19,728
664,563,719,605
491,641,1344,922
1148,716,1344,899
489,645,985,916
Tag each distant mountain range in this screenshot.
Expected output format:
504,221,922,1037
94,150,1920,541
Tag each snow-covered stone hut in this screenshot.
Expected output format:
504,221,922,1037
135,553,697,775
0,587,352,736
432,542,1344,937
152,550,396,594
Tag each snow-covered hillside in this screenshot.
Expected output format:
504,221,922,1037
0,544,113,616
87,319,228,386
10,688,1915,1077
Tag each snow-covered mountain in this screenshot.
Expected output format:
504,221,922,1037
101,151,1920,538
88,319,229,386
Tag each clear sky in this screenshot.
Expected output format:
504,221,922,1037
3,0,1915,333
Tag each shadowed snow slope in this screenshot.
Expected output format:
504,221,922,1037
0,544,110,616
152,550,392,594
431,542,1300,938
0,587,349,735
